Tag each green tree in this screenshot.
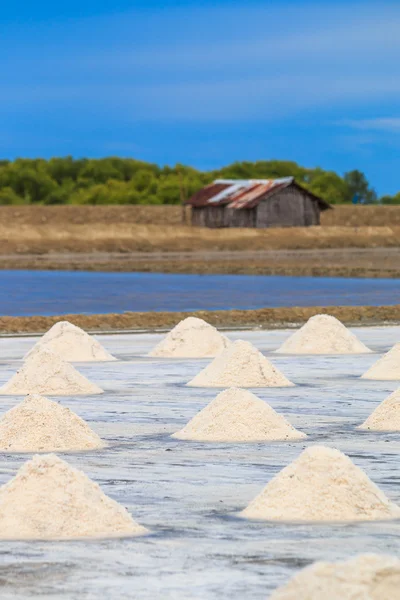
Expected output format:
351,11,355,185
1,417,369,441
380,193,400,205
4,164,57,203
132,169,158,195
308,171,350,204
70,180,141,204
343,170,377,204
79,159,124,184
44,179,76,204
0,156,386,205
46,156,86,184
156,175,181,204
0,187,25,205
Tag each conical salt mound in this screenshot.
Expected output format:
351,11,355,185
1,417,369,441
187,340,293,388
0,454,148,539
0,346,103,396
362,343,400,380
25,321,116,362
241,445,400,522
149,317,230,358
172,388,306,442
0,394,104,452
276,314,371,354
270,554,400,600
359,387,400,431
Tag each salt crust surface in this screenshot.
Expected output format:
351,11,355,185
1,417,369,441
25,321,116,362
270,554,400,600
359,387,400,431
0,454,147,539
172,388,306,442
276,314,372,355
241,445,400,522
0,346,103,396
149,317,230,358
362,343,400,380
187,340,293,388
0,394,104,452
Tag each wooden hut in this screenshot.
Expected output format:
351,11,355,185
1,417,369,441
185,177,331,228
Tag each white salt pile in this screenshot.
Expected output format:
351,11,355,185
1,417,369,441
270,554,400,600
276,314,371,354
0,454,148,539
362,343,400,380
241,445,400,522
172,388,306,442
187,340,293,388
149,316,230,358
0,394,104,452
359,387,400,431
25,320,116,362
0,346,103,396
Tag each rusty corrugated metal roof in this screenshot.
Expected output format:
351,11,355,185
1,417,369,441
185,182,231,207
185,177,331,210
186,178,293,209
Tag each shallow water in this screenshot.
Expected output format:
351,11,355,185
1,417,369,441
0,326,399,598
2,270,400,315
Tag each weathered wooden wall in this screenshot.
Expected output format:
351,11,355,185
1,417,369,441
225,208,256,228
190,204,400,228
192,185,321,228
192,206,257,228
256,186,320,228
191,206,228,227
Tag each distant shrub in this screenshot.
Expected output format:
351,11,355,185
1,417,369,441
0,157,384,206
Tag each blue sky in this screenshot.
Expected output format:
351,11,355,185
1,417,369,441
2,1,400,195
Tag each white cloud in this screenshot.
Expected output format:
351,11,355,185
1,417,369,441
4,73,400,122
3,2,400,122
105,74,400,121
73,4,400,74
339,118,400,132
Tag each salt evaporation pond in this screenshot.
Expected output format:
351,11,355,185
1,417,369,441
0,326,400,598
2,270,400,315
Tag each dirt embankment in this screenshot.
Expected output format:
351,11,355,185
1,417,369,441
1,304,399,335
0,248,399,279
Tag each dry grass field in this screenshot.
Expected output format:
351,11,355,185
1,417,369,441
1,205,400,276
1,223,400,255
321,205,400,226
1,205,400,254
0,205,185,226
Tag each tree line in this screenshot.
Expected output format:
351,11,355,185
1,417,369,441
0,157,396,205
